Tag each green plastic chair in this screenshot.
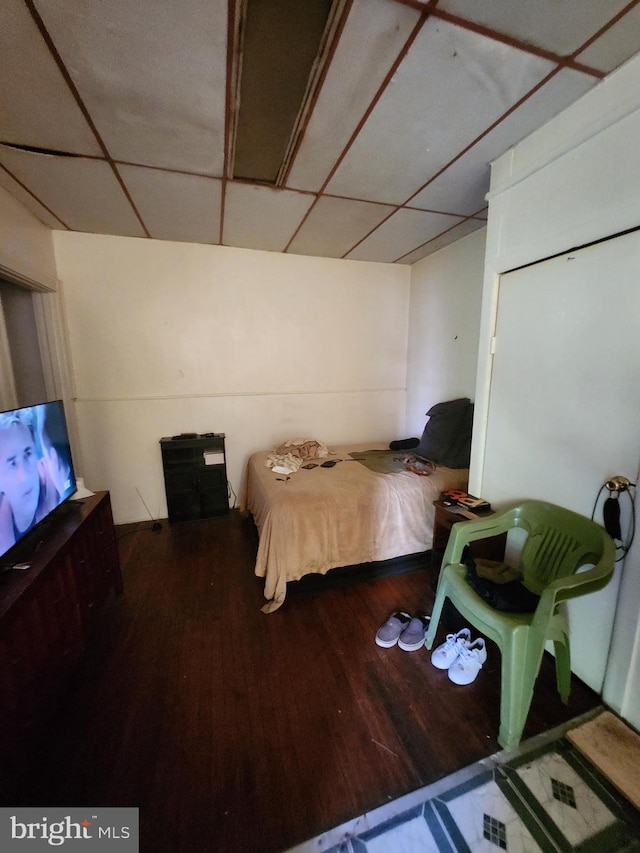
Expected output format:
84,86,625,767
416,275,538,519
424,500,615,751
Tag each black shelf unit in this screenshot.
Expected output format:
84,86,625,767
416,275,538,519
160,433,229,523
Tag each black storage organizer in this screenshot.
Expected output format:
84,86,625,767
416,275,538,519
160,433,229,523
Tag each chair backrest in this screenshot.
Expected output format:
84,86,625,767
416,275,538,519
509,501,611,595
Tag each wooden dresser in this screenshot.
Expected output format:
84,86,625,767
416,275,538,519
0,491,122,758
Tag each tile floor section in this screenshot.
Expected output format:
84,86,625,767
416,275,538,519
285,711,640,852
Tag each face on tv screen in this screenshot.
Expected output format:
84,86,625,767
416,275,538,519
0,401,77,563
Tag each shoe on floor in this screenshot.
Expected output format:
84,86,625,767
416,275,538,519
447,638,487,685
398,614,431,651
430,628,472,669
375,611,412,648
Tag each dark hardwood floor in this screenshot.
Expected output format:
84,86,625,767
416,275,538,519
5,511,601,852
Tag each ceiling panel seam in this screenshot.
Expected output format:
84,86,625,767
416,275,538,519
113,161,221,180
0,161,69,229
221,0,242,245
392,0,626,77
3,0,636,264
393,205,489,263
428,9,604,78
339,0,637,263
337,0,638,261
277,0,353,186
225,0,242,182
570,0,640,62
23,0,152,238
285,0,619,262
401,65,566,210
0,143,102,161
342,66,561,258
404,203,487,219
283,2,434,254
320,190,474,219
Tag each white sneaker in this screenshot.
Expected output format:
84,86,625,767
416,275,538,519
430,628,471,670
447,638,487,685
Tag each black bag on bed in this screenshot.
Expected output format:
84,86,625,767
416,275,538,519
414,398,474,469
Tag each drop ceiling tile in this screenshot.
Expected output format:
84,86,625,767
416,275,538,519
0,165,68,229
0,147,145,237
286,0,421,192
32,0,228,174
287,196,396,259
223,183,314,253
411,160,489,218
1,0,635,263
0,0,102,156
399,218,486,265
346,208,463,264
118,165,222,244
326,18,555,204
438,0,634,59
411,68,595,214
575,7,640,73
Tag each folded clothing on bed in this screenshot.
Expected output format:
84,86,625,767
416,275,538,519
265,452,304,474
275,437,330,459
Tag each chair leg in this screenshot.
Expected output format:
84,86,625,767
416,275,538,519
424,583,448,650
553,635,571,705
497,633,545,752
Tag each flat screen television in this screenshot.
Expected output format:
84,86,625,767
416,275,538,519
0,400,77,565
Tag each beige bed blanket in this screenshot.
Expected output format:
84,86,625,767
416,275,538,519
241,443,468,613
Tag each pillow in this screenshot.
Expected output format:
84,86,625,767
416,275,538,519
414,398,473,468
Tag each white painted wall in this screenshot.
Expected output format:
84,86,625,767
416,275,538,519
474,53,640,720
52,232,411,524
405,227,486,437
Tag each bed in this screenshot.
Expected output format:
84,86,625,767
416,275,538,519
241,441,468,612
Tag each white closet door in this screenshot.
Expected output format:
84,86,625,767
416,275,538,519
481,230,640,692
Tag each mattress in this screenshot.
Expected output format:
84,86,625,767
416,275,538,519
241,443,468,612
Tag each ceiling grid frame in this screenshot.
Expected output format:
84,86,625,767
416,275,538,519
22,0,152,238
0,0,638,262
336,0,638,260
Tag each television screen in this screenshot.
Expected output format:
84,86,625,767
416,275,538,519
0,400,77,564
